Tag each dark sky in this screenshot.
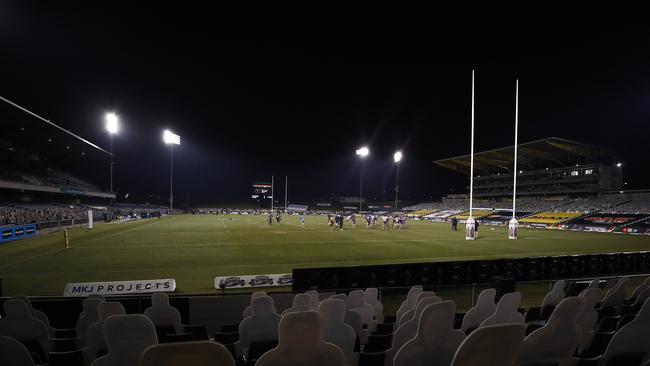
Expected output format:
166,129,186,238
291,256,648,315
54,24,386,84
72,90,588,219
1,3,649,206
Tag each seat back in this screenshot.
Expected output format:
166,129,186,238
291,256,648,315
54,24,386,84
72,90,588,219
577,288,602,350
139,341,235,366
0,300,49,356
396,286,423,322
394,301,465,366
389,296,442,363
364,287,384,321
255,311,345,366
347,290,375,328
282,293,312,315
480,292,524,327
87,302,126,362
578,278,601,297
92,314,158,366
12,296,51,330
144,293,182,334
516,297,584,365
318,299,356,362
461,288,496,332
601,298,650,366
0,334,36,366
238,296,281,354
242,291,270,318
601,278,629,309
631,277,650,300
305,290,320,310
541,280,566,309
633,286,650,307
450,324,525,366
397,291,435,327
77,298,103,345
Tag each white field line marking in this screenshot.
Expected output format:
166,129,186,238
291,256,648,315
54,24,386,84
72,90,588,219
0,218,165,269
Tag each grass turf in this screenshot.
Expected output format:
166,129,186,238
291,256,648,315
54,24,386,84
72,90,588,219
1,214,649,297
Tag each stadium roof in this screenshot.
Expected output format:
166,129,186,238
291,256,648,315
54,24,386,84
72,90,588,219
0,96,111,163
433,137,616,175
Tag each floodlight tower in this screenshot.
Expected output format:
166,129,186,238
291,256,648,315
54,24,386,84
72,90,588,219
394,151,402,210
509,80,520,240
356,146,369,210
465,70,476,240
163,130,181,210
105,113,119,201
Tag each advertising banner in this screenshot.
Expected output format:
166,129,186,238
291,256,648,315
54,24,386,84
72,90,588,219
215,273,292,290
564,214,649,232
63,278,176,297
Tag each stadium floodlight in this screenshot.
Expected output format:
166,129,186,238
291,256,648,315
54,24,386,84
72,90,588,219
616,162,622,167
394,151,402,210
356,146,369,157
105,113,119,134
163,129,181,145
356,146,369,210
105,112,119,202
163,129,181,210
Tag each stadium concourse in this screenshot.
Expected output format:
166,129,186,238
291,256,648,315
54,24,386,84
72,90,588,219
1,279,650,366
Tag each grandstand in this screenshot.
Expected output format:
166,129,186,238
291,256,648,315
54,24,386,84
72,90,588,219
434,137,623,198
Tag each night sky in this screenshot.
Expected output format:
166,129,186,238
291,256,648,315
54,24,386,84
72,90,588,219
1,3,649,206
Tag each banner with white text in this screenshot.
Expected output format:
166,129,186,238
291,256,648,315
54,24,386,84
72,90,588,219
63,278,176,297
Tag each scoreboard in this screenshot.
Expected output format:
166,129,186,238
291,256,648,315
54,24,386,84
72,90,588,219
251,182,272,199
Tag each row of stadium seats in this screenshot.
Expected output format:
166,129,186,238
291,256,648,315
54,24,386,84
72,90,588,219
2,276,649,365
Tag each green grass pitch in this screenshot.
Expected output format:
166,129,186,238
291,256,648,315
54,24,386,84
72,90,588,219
1,214,649,297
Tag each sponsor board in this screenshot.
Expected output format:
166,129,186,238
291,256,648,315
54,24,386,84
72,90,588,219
63,279,176,297
215,273,292,289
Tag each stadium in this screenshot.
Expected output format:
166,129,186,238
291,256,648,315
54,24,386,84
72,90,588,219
2,6,650,366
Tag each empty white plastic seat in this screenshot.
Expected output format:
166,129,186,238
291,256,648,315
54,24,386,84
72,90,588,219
242,291,269,318
0,334,36,366
576,288,603,352
397,291,435,327
87,302,126,363
139,341,235,366
601,277,629,309
305,290,320,310
599,298,650,366
255,311,345,366
387,296,441,365
479,292,524,327
12,296,53,336
90,314,158,366
347,290,377,333
77,297,103,346
238,296,281,357
630,277,650,301
450,324,525,366
393,301,465,366
144,293,182,334
515,297,584,366
541,280,566,310
318,299,357,365
461,288,496,333
395,286,423,323
579,278,601,296
0,300,50,357
364,288,384,322
329,293,364,344
282,293,312,315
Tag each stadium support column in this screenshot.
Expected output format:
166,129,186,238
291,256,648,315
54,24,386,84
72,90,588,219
169,143,174,210
509,79,520,240
465,70,476,240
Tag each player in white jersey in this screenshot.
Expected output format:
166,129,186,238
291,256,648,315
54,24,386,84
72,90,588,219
300,213,305,228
